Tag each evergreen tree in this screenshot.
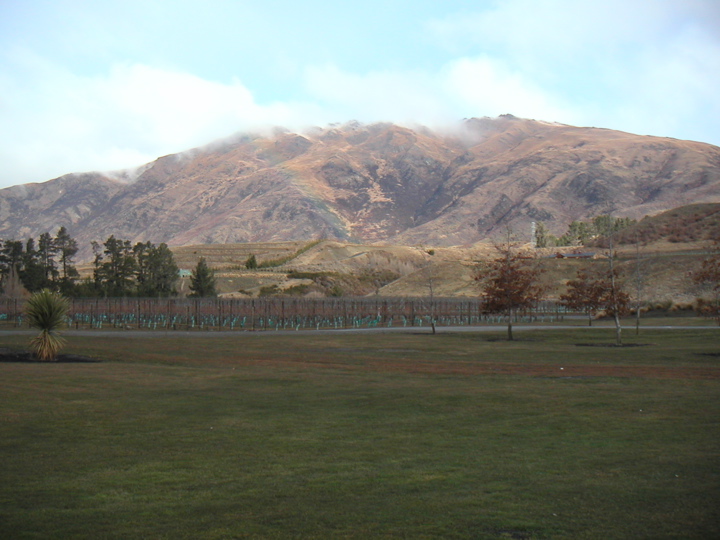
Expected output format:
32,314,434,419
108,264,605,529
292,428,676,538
38,232,59,285
90,241,104,295
134,241,179,297
245,254,258,269
97,236,136,296
534,222,550,248
0,240,24,276
55,227,79,294
189,257,217,298
133,241,152,293
568,221,593,245
21,238,46,292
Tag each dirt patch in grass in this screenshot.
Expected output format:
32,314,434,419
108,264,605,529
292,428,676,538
0,349,100,363
228,354,720,380
364,361,720,380
484,337,544,343
575,343,651,347
485,529,533,540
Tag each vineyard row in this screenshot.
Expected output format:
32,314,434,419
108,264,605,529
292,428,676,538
0,297,572,332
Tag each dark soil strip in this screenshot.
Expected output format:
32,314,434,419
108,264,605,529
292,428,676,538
0,350,100,363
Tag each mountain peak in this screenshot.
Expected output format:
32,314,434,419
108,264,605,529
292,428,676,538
1,117,719,259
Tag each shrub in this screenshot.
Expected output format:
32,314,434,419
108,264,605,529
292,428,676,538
258,284,281,296
25,289,70,361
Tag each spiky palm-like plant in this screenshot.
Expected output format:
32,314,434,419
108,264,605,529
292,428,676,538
25,289,70,361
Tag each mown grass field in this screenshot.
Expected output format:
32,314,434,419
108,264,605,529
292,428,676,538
1,326,719,539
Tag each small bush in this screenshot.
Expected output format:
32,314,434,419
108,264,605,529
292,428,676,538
258,240,323,268
283,284,311,296
25,289,70,361
258,284,281,296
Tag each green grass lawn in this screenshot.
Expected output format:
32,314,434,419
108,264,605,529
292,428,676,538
1,327,719,539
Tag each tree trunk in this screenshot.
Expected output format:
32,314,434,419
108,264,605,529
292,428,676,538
507,318,514,341
614,313,622,346
635,235,643,336
607,230,623,346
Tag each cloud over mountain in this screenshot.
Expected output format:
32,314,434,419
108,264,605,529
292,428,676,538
1,1,718,188
1,117,718,258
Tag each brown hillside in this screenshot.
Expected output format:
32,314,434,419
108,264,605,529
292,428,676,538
608,203,720,245
165,235,711,306
1,116,719,258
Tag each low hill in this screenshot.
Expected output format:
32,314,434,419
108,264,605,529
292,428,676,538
172,241,308,271
610,203,720,245
167,232,712,306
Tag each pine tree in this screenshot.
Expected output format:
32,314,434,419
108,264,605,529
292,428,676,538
135,242,180,297
90,241,104,295
534,222,555,248
55,227,79,294
97,236,137,296
21,238,46,292
38,232,59,286
0,240,24,277
189,258,217,298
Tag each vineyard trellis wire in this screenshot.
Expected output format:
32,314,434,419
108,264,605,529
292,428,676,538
0,297,569,332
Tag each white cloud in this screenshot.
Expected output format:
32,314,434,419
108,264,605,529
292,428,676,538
570,18,720,140
2,0,719,191
426,0,720,141
5,55,580,189
0,56,325,187
302,64,454,126
441,56,580,123
302,59,580,129
429,0,706,64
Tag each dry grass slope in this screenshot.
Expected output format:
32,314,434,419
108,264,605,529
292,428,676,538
168,229,713,305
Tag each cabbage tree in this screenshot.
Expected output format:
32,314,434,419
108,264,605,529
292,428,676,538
25,289,70,361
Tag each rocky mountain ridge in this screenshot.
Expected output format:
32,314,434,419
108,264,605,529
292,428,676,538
2,115,719,259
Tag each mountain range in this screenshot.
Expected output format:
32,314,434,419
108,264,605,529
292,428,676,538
2,115,719,259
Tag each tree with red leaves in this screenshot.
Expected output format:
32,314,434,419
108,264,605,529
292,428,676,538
560,269,605,327
561,266,631,343
577,214,631,345
476,245,546,341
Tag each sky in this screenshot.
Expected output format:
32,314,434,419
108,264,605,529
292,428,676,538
1,0,719,189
